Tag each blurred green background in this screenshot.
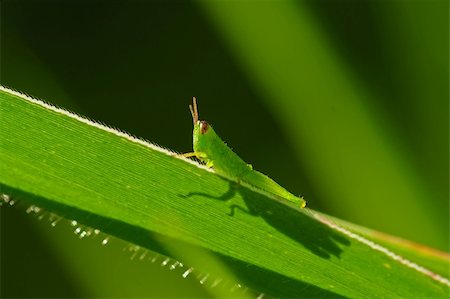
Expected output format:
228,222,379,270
1,0,448,297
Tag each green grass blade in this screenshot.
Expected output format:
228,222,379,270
1,86,448,298
324,213,450,279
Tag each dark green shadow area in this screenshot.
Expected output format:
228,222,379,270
1,208,82,298
181,180,350,259
0,184,345,298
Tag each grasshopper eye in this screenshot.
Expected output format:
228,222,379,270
200,121,209,134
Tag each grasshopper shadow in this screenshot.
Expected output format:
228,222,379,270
181,180,350,259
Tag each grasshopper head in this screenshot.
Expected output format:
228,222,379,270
190,97,217,157
190,97,210,134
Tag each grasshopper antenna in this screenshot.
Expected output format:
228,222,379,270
189,97,198,125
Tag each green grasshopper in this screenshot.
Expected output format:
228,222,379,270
183,97,306,208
